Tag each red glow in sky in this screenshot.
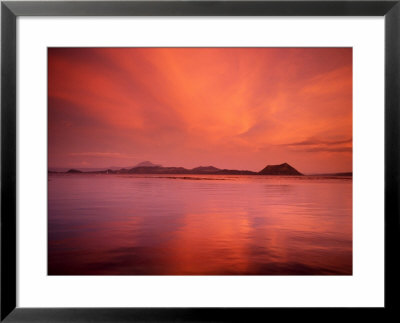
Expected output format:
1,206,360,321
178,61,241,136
48,48,352,173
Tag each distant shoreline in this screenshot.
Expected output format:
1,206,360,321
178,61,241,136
48,162,351,177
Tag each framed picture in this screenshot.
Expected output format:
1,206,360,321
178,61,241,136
1,0,399,321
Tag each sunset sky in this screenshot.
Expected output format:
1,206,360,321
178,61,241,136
48,48,352,174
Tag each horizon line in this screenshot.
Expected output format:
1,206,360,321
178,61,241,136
47,163,352,175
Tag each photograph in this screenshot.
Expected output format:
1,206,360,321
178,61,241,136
48,47,352,275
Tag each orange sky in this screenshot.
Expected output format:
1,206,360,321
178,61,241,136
48,48,352,174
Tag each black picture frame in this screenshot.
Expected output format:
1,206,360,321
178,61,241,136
1,1,399,321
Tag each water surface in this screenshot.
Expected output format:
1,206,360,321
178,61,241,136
48,174,352,275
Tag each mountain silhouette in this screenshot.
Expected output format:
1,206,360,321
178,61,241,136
258,163,302,175
66,169,82,173
62,161,303,176
134,161,161,167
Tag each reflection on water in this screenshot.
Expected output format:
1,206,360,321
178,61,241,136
48,174,352,275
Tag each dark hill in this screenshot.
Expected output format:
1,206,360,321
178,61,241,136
215,169,257,175
66,169,82,173
258,163,302,175
127,166,190,174
191,166,220,173
134,161,161,167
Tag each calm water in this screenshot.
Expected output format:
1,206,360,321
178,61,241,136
48,174,352,275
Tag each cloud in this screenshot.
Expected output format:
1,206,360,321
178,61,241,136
48,48,352,173
281,137,352,153
301,147,352,153
69,152,136,159
284,138,352,147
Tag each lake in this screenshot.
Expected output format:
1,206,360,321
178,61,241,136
48,174,352,275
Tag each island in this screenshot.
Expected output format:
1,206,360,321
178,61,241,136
259,163,302,176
